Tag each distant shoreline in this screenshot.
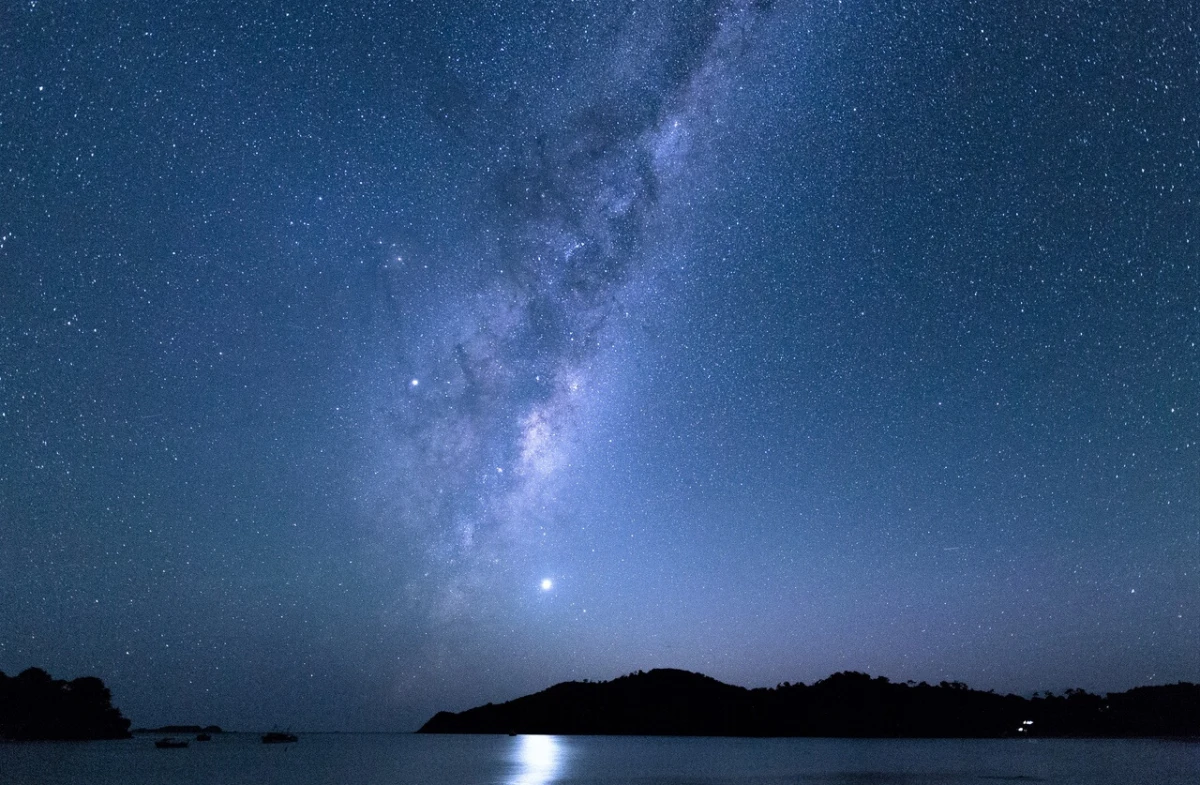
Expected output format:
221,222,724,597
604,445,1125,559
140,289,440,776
419,668,1200,739
132,725,223,735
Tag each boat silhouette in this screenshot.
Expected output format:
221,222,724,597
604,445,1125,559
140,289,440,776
261,731,298,744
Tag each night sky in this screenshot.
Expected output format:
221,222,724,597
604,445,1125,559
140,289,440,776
2,0,1197,732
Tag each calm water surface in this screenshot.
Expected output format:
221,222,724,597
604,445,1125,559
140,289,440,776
2,734,1196,784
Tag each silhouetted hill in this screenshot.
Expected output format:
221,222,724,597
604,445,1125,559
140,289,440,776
0,668,132,740
418,668,1200,738
422,669,752,736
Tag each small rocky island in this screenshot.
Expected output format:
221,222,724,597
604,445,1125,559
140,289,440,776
419,668,1200,738
0,668,132,740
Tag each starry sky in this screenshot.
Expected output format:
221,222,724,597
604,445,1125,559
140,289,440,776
1,0,1197,732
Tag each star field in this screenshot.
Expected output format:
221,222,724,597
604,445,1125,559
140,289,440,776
1,0,1196,731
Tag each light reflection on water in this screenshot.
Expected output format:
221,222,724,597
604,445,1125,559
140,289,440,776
508,735,564,785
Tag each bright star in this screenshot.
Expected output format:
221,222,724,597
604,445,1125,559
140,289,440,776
540,578,553,591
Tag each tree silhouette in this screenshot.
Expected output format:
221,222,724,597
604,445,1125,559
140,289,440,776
0,668,132,740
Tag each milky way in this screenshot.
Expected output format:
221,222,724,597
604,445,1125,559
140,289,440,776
366,1,773,621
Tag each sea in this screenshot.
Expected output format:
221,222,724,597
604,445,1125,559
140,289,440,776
2,733,1197,784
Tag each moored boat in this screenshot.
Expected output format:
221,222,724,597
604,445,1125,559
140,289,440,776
154,737,189,749
261,731,298,744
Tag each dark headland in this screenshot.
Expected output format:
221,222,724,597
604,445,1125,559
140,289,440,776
419,668,1200,738
0,668,132,740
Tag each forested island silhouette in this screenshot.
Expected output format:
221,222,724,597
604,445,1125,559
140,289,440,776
5,666,1196,739
420,668,1200,738
0,668,131,740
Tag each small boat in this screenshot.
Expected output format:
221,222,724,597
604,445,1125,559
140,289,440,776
155,737,189,749
195,732,212,741
261,731,298,744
